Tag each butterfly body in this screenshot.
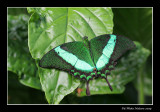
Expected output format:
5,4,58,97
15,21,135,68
39,34,136,96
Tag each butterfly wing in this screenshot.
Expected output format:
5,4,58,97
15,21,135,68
90,34,135,91
110,35,136,61
39,41,95,80
90,34,136,74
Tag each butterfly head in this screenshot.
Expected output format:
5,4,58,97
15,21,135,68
93,68,97,72
83,36,88,40
83,36,89,48
93,67,98,77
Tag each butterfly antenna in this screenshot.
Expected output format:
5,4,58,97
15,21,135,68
86,81,90,96
105,77,113,91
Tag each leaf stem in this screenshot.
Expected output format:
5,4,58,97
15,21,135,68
138,65,145,104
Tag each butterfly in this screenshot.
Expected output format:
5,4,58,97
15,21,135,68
39,34,136,96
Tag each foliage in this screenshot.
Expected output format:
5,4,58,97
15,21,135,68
8,71,47,104
112,8,152,103
28,7,114,104
113,8,152,51
7,8,152,104
8,8,29,16
8,14,41,90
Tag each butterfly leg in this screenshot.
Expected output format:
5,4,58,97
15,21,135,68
86,81,90,96
105,76,113,91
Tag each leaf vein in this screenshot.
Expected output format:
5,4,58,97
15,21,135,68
86,8,108,32
73,10,96,37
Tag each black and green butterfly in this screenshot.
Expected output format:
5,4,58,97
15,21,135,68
39,34,136,96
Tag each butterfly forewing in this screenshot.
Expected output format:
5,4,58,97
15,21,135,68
39,41,95,74
89,34,135,71
89,34,114,71
111,35,136,61
89,35,111,66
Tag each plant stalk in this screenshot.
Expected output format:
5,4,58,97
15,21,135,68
138,65,145,104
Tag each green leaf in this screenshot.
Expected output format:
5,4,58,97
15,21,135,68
113,8,152,51
8,8,28,16
27,7,35,14
8,71,47,104
8,14,41,90
77,42,150,97
61,82,152,104
113,8,152,97
133,43,151,98
28,7,113,104
61,93,128,104
143,55,152,96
